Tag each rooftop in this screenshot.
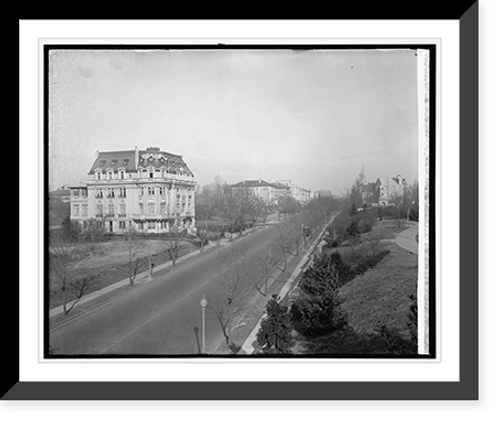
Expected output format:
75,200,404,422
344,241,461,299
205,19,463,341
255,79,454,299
88,147,193,176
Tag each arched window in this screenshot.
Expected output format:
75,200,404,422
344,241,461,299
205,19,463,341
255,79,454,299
160,200,166,214
148,200,156,215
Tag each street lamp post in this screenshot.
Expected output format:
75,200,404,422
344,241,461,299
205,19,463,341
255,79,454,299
200,296,208,354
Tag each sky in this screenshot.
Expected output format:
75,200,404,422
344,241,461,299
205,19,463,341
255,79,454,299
48,48,420,195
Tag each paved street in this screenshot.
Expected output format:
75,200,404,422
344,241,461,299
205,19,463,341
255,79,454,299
49,222,291,356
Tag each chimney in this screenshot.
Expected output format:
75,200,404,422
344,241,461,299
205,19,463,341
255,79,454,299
134,146,139,168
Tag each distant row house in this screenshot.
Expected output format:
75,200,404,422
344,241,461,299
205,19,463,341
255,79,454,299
69,147,196,235
230,179,311,206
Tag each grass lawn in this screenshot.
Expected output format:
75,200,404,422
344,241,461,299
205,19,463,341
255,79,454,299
48,239,197,310
295,219,418,355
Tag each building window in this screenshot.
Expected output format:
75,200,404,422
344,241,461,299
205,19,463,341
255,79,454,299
148,221,156,230
148,186,155,196
108,203,115,217
160,202,166,214
72,204,80,217
107,188,115,198
96,204,103,217
148,203,155,215
119,221,126,229
159,186,166,195
139,187,145,196
138,222,144,230
107,170,113,180
81,204,88,217
149,170,154,179
119,170,125,179
96,171,102,181
95,189,103,198
119,203,126,217
71,189,80,198
139,203,144,215
118,188,126,198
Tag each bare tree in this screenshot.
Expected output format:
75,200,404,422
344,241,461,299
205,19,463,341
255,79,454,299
255,197,270,229
50,238,100,314
119,228,148,285
195,220,209,253
275,222,295,272
210,248,253,352
51,239,77,314
250,250,280,297
82,217,106,243
164,224,185,266
62,275,100,315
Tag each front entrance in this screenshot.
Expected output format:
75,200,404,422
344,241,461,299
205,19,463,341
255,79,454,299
108,221,113,232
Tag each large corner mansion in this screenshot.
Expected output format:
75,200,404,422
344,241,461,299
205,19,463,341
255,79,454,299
69,147,196,234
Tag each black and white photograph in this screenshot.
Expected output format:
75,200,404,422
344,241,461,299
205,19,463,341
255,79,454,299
45,43,434,358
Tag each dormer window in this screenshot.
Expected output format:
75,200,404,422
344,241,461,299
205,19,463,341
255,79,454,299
100,160,106,167
123,159,129,165
111,160,117,166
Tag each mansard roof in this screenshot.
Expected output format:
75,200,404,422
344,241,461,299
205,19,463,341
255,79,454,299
88,147,193,176
88,150,136,174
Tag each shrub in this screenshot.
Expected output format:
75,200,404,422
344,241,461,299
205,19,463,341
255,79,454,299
351,250,390,275
256,295,294,354
346,221,360,238
409,208,419,222
291,291,347,337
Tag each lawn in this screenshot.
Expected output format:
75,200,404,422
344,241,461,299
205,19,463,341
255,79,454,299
295,219,418,355
48,238,197,310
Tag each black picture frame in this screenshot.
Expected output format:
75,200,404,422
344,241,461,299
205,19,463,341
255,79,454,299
9,7,478,400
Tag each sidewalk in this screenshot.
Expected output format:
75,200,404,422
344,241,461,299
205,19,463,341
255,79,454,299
395,222,419,255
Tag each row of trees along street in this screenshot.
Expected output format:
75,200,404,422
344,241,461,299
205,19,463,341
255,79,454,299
203,193,339,353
